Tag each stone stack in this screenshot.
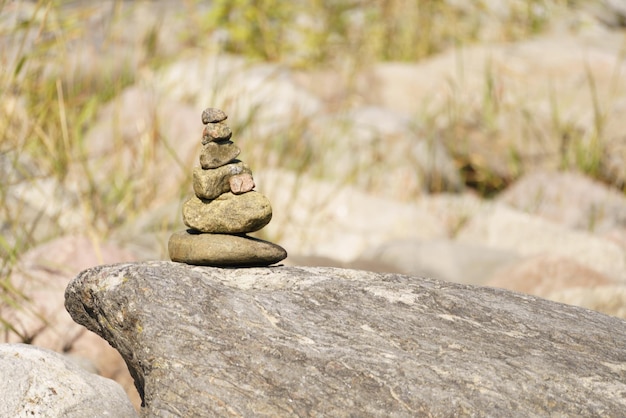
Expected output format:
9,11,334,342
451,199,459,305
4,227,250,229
168,108,287,267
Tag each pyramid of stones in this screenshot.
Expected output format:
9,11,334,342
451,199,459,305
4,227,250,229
168,108,287,267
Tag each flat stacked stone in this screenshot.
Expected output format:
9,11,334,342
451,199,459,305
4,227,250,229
168,108,287,267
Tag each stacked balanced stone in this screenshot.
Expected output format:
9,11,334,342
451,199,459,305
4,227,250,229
168,108,287,267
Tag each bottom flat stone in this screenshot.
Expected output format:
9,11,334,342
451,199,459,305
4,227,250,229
168,230,287,267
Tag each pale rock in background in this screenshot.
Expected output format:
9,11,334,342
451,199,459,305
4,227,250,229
2,235,141,409
456,204,626,281
358,238,520,286
487,254,615,298
0,343,137,418
497,171,626,233
258,169,447,262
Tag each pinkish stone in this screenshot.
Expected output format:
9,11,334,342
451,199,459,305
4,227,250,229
229,173,255,194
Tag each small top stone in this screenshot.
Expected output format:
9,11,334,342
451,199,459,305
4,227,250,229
202,108,227,124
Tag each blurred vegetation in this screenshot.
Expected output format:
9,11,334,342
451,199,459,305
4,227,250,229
2,1,132,254
193,0,609,199
196,0,561,65
0,0,147,340
0,0,623,340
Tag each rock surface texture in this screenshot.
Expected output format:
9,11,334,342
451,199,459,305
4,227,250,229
65,261,626,417
169,108,287,266
0,343,138,418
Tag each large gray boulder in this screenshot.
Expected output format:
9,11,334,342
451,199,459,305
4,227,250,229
0,343,138,417
65,261,626,417
496,171,626,234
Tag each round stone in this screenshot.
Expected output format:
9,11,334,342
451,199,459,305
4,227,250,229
183,192,272,234
201,108,227,124
168,230,287,267
202,122,232,144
